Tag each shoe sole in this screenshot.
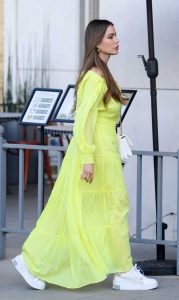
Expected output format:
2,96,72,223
12,258,45,290
113,282,158,290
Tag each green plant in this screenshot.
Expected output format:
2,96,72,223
4,21,50,112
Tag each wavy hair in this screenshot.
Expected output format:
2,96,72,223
74,19,127,110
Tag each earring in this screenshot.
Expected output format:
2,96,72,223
96,47,100,53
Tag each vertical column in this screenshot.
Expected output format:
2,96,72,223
79,0,99,69
0,0,4,107
79,0,86,68
89,0,99,21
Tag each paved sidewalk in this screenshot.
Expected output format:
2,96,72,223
0,184,179,299
1,258,179,300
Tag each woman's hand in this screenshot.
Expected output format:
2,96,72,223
81,164,94,183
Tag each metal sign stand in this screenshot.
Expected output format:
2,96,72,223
40,126,45,209
19,88,63,210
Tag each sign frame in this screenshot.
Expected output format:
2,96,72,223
52,84,75,123
19,88,63,126
52,84,137,125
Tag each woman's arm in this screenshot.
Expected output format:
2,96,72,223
73,74,105,182
73,74,105,165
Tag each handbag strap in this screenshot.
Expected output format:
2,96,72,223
119,107,123,136
119,92,129,136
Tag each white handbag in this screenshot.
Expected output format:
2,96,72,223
117,109,133,164
117,133,133,164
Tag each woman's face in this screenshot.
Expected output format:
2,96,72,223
97,25,119,56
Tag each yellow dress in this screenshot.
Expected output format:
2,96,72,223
22,70,133,289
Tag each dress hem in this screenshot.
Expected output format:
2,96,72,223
22,251,133,289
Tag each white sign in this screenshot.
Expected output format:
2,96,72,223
21,89,61,125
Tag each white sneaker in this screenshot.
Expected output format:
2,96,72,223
12,254,46,290
113,264,158,290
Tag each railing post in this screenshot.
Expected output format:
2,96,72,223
18,149,24,229
57,150,63,174
37,150,44,217
0,125,7,259
177,150,179,275
136,154,142,239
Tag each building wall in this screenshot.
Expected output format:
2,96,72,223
100,0,179,240
4,0,83,102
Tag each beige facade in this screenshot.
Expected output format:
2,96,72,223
0,0,3,105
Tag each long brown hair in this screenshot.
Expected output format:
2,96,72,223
74,19,127,110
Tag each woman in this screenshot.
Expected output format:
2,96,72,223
12,19,158,291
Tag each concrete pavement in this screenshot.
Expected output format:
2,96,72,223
1,257,179,300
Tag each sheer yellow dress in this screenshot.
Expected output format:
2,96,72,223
22,70,133,289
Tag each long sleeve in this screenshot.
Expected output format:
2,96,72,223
73,74,105,164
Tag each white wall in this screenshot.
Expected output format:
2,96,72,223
100,0,179,89
4,0,81,101
100,0,179,240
